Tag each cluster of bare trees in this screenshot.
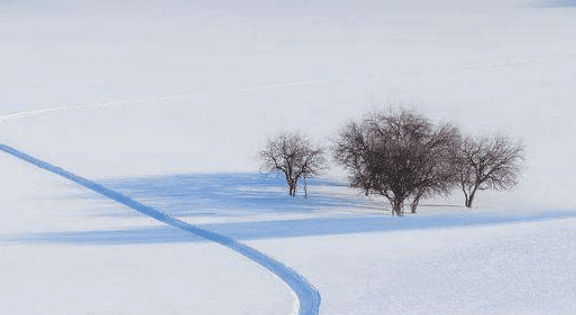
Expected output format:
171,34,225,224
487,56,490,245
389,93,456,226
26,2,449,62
259,107,525,215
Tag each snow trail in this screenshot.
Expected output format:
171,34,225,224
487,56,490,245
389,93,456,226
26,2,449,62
0,98,154,123
0,143,320,315
0,77,353,123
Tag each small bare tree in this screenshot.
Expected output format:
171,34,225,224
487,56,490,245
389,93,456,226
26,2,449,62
455,132,526,208
259,131,326,197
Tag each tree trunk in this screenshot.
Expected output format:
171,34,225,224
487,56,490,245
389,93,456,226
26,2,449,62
465,187,478,208
465,193,475,208
285,172,295,196
411,195,420,214
289,184,296,196
392,199,404,216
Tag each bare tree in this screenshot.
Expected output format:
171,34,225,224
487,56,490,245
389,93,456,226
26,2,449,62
333,107,460,215
455,131,525,208
259,131,326,197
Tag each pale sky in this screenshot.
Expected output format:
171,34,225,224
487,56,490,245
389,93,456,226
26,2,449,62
1,0,575,208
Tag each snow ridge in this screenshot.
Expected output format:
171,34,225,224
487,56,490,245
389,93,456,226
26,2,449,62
0,143,321,315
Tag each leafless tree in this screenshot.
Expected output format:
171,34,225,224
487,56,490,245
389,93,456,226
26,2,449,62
455,131,525,208
333,107,461,215
259,131,326,197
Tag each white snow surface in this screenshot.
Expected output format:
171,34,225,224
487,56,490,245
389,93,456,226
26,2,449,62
250,218,576,315
2,1,576,314
2,149,576,314
0,154,295,315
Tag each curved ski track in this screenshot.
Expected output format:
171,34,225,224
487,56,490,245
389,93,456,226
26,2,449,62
0,143,321,315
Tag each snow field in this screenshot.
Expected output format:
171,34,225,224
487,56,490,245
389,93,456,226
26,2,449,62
3,145,576,314
0,243,294,315
0,154,294,315
2,1,576,313
52,170,576,315
248,216,576,314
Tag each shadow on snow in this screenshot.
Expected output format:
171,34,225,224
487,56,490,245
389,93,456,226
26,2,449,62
5,171,576,245
78,172,382,217
6,210,576,245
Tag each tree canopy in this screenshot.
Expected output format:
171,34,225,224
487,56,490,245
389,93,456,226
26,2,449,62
333,108,460,215
260,131,326,197
455,132,525,208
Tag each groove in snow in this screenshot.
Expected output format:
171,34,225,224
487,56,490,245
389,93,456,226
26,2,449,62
0,143,321,315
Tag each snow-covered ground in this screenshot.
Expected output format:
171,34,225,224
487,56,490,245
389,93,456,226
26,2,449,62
2,1,576,314
2,160,575,314
251,213,576,315
0,154,295,315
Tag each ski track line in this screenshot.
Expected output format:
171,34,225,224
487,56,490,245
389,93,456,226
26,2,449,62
0,143,320,315
0,77,354,123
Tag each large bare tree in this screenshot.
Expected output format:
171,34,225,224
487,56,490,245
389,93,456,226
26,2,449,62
259,131,326,197
455,132,525,208
333,108,460,215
